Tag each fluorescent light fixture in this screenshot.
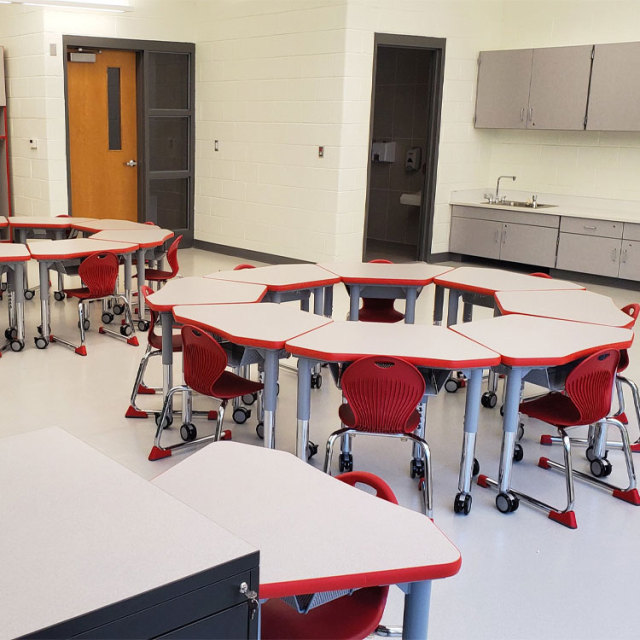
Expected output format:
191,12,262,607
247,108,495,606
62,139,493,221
10,0,131,11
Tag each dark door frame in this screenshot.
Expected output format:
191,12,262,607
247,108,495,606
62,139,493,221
63,35,195,244
363,33,446,262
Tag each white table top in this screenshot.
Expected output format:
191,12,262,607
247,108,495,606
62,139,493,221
70,218,159,232
285,321,500,369
495,289,636,328
0,216,7,228
27,237,138,259
319,261,453,285
145,276,267,312
451,314,634,367
207,263,341,291
434,266,585,296
0,242,31,261
153,441,461,599
173,303,333,350
8,215,77,229
1,429,256,639
90,228,174,248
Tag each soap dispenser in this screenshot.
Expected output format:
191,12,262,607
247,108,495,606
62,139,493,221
405,147,421,172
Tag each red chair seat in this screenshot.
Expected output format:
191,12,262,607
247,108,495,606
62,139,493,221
339,403,421,434
211,370,263,400
148,331,183,352
260,586,389,640
137,268,174,281
64,287,94,300
519,392,581,427
358,298,404,323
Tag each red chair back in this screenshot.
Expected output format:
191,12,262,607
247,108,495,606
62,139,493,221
621,303,640,327
336,471,398,504
564,349,620,425
164,235,183,278
529,272,552,278
234,263,256,270
181,325,228,396
340,356,425,434
78,253,119,298
369,258,393,264
359,259,404,323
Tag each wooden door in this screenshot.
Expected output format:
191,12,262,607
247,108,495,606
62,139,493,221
67,49,138,220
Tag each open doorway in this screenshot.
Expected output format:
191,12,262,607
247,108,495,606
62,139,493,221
363,34,445,263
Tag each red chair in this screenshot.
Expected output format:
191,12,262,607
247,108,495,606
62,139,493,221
149,324,263,460
62,252,137,356
138,234,182,287
260,471,395,640
357,259,404,323
323,356,432,516
512,348,639,528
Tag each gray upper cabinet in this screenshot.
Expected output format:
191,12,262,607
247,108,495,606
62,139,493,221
587,42,640,131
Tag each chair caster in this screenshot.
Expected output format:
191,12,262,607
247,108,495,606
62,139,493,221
256,422,264,439
496,491,519,513
78,319,90,331
102,312,114,324
513,443,524,462
138,320,150,332
517,422,525,440
444,377,461,393
481,391,497,408
585,446,608,463
307,441,319,459
10,339,24,352
339,452,353,472
54,291,65,301
409,458,425,479
242,392,257,405
34,336,48,349
453,492,472,515
155,413,173,429
180,422,197,442
120,324,133,337
232,406,250,424
5,327,17,340
113,304,124,315
311,373,322,389
590,457,612,477
473,458,480,476
24,289,35,300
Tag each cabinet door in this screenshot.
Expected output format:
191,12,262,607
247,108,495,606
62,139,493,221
450,217,501,259
556,233,621,277
527,45,592,130
587,42,640,131
475,49,532,129
619,241,640,281
499,223,558,268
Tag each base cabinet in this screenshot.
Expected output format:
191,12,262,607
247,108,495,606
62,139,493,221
556,233,620,277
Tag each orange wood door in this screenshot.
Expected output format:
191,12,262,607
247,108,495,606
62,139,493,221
67,50,138,221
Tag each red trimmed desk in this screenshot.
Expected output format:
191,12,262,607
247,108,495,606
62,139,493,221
90,227,175,329
319,261,453,324
172,303,332,450
145,277,267,405
2,428,259,639
153,440,462,640
26,238,138,351
70,218,159,233
207,264,340,315
0,242,30,353
450,314,634,517
285,321,500,513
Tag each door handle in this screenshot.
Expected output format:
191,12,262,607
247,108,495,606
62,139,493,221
124,159,137,167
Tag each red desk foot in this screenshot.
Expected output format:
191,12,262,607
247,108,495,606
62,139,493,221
125,406,148,418
75,345,87,356
613,488,640,505
138,384,155,395
549,510,577,529
149,446,171,461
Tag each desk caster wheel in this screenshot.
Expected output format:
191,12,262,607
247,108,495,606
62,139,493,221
339,452,353,472
54,291,65,301
138,320,150,332
590,457,612,478
496,492,519,513
34,336,48,349
410,458,425,479
517,423,525,440
120,325,133,337
180,423,197,442
242,392,257,405
585,446,606,463
78,319,90,331
307,441,319,459
256,422,264,439
454,492,472,515
113,304,124,315
481,391,497,408
311,373,322,389
102,312,114,324
5,327,17,340
155,413,173,429
473,458,480,476
232,407,250,424
10,339,24,352
24,289,35,300
513,443,524,462
444,377,460,393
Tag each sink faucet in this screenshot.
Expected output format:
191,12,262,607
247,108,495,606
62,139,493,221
495,175,516,202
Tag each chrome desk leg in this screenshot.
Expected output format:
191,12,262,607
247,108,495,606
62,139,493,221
456,368,483,505
38,260,51,340
136,248,146,321
405,287,417,324
296,357,313,460
14,263,25,344
160,311,174,403
349,284,360,321
402,580,431,639
262,349,279,449
498,368,525,496
313,286,323,315
433,284,444,326
123,253,133,304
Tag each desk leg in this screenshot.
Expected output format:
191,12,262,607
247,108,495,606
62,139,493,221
312,287,323,315
349,284,360,321
38,261,51,341
323,285,333,317
123,253,133,303
402,580,431,639
14,263,25,344
296,357,312,460
456,368,482,509
160,311,174,402
497,367,524,497
262,350,279,449
405,287,417,324
433,285,444,326
446,290,459,327
137,248,146,322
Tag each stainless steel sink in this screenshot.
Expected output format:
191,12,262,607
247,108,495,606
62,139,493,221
486,200,557,209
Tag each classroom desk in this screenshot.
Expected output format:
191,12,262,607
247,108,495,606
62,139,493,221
145,277,267,402
1,428,259,639
319,261,454,323
26,238,138,350
207,264,340,315
285,321,500,511
70,218,159,233
450,314,634,515
153,440,462,640
172,303,332,449
90,227,175,327
495,289,635,328
0,243,30,352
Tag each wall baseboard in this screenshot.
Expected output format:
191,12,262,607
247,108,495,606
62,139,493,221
193,240,310,265
428,252,451,263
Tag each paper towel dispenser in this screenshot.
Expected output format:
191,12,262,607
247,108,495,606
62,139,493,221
371,141,396,163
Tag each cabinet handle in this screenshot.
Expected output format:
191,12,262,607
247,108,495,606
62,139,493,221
611,248,618,262
494,229,500,243
583,225,597,231
520,107,525,122
621,249,628,264
528,106,533,122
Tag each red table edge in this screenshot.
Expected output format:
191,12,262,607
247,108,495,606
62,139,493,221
146,290,268,313
432,277,586,297
172,311,333,350
7,219,74,229
91,231,175,248
0,254,31,262
321,265,454,286
27,244,139,260
260,556,462,599
208,273,342,291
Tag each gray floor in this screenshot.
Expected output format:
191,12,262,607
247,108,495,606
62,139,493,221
5,249,640,640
